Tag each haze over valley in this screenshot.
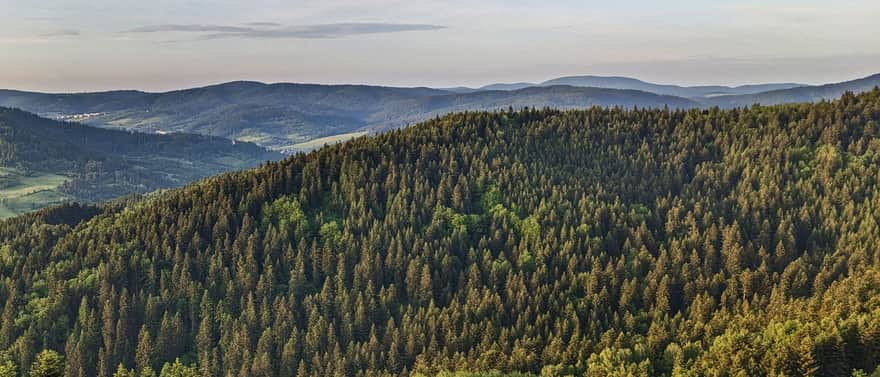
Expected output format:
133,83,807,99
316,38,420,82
2,73,879,152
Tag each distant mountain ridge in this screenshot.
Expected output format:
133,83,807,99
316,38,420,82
1,73,878,151
446,76,804,98
0,82,699,151
705,73,880,107
478,82,536,92
539,76,804,98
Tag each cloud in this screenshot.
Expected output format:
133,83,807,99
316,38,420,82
244,22,282,27
125,22,446,40
127,24,253,33
39,29,80,37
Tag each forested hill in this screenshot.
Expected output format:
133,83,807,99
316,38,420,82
2,90,880,376
706,73,880,108
0,107,279,217
0,83,699,151
1,74,876,153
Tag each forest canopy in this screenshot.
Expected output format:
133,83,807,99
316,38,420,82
1,90,880,376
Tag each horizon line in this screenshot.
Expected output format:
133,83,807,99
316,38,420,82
3,71,878,95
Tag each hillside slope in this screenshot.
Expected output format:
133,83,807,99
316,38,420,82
0,107,279,217
0,90,879,376
707,73,880,107
0,83,699,150
375,85,700,130
3,75,878,152
0,83,449,150
2,74,878,153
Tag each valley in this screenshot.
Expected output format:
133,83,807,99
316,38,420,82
0,107,280,218
4,73,877,152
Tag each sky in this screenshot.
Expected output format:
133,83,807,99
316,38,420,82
1,0,879,92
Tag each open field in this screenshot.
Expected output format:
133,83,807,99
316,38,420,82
0,168,70,219
274,131,369,153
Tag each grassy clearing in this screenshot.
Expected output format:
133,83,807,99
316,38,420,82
234,133,275,144
273,131,369,152
0,168,70,219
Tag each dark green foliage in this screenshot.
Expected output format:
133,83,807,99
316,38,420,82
1,90,880,376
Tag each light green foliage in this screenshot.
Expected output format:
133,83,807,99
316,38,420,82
0,244,14,271
488,203,515,223
450,212,482,235
158,359,200,377
480,185,502,211
112,364,137,377
140,367,156,377
429,205,483,237
517,250,536,273
486,201,540,242
540,364,583,377
815,143,843,170
0,359,17,377
520,216,540,241
319,220,342,244
585,343,652,377
28,350,63,377
416,371,537,377
692,328,764,376
261,195,306,230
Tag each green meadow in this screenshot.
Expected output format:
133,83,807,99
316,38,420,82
0,167,70,219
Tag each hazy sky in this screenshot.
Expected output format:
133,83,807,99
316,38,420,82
1,0,879,92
